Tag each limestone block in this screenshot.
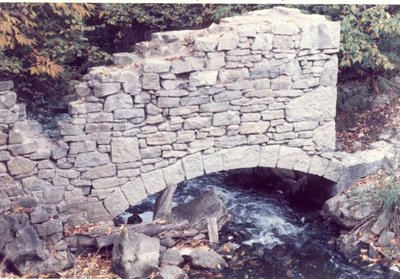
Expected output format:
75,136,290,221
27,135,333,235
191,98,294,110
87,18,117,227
292,78,320,89
44,187,65,204
213,111,240,126
104,189,130,217
121,179,148,205
248,134,269,144
93,81,121,97
38,169,55,179
320,56,338,87
59,122,84,136
222,146,260,170
189,71,218,86
176,131,195,143
74,152,110,168
273,90,302,98
57,169,80,179
285,87,337,122
273,35,294,49
112,138,141,163
277,146,311,172
92,177,128,189
9,141,37,156
21,177,51,191
85,123,113,133
34,219,63,237
271,76,292,90
214,91,242,102
240,121,269,134
104,93,133,112
293,121,319,131
7,157,37,176
251,34,273,51
171,57,204,74
0,91,16,109
183,117,211,130
218,68,249,83
86,112,112,123
142,73,160,90
0,131,7,145
70,102,103,115
160,80,183,90
271,23,300,35
215,135,246,148
75,82,91,97
313,121,336,152
203,152,224,174
199,102,230,113
82,164,116,180
118,109,145,120
188,138,214,153
0,105,19,124
141,169,167,195
324,159,344,182
162,161,185,186
217,33,239,50
0,150,10,161
158,97,180,108
259,145,280,168
182,152,204,180
87,201,110,223
180,95,209,106
261,110,284,120
146,132,176,145
309,155,330,176
123,81,141,94
206,53,225,70
300,22,341,49
272,132,296,141
143,59,171,73
194,36,219,52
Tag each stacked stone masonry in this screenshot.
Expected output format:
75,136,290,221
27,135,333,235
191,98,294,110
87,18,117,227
0,7,347,228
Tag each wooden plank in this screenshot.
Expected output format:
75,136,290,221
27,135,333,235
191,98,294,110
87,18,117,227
207,217,219,243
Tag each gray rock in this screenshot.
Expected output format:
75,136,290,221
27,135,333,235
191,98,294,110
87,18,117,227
143,59,171,73
30,207,50,224
93,81,121,97
189,248,227,269
0,213,73,276
143,73,161,90
34,219,63,237
104,189,130,217
112,231,160,279
81,164,116,180
218,68,249,83
74,152,110,168
189,71,218,86
338,234,361,260
7,156,37,176
159,265,187,279
160,249,184,266
104,93,133,112
111,137,141,163
0,80,14,91
217,33,239,50
0,91,17,109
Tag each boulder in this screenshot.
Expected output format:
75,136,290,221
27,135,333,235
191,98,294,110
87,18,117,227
0,213,73,276
112,230,160,279
158,265,187,279
160,249,184,266
171,190,230,231
189,248,227,269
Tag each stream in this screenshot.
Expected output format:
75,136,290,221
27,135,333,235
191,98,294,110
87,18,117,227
127,172,392,279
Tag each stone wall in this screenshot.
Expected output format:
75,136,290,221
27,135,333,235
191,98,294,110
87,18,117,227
0,7,344,228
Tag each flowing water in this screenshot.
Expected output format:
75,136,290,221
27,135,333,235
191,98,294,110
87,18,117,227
129,172,392,279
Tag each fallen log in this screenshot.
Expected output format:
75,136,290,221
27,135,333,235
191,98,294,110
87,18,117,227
153,184,178,222
79,221,191,248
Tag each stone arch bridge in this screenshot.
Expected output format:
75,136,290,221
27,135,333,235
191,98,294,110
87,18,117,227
0,7,394,228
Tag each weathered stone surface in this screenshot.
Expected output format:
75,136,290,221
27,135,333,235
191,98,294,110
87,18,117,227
0,80,14,91
69,141,96,155
111,137,141,163
7,157,37,176
222,146,260,170
213,111,240,126
182,153,204,180
240,121,269,134
159,265,187,279
320,56,338,87
141,169,166,195
82,164,116,180
147,132,176,145
104,93,133,112
143,59,171,73
171,57,204,74
259,145,280,168
218,33,239,50
93,81,121,97
74,152,110,168
34,219,63,237
184,117,211,130
189,71,218,86
207,53,225,70
218,68,249,83
0,91,17,109
300,22,341,49
162,162,185,186
121,179,148,205
189,248,227,269
277,146,311,172
313,121,336,151
104,189,130,217
112,231,160,279
92,177,128,189
142,73,160,90
194,36,218,52
203,152,224,174
286,87,337,122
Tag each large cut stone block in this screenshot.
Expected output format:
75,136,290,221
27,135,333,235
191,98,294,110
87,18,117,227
213,111,240,126
162,161,185,186
277,146,311,173
81,164,116,180
141,169,167,195
74,152,110,168
259,145,280,168
93,81,121,97
309,155,330,176
203,152,224,174
194,36,219,52
218,33,239,50
111,138,141,163
218,68,249,83
143,59,171,73
121,179,148,205
104,189,130,217
7,157,37,176
222,146,260,170
182,153,204,180
300,22,341,49
313,121,336,152
189,71,218,86
285,87,337,122
104,93,133,112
